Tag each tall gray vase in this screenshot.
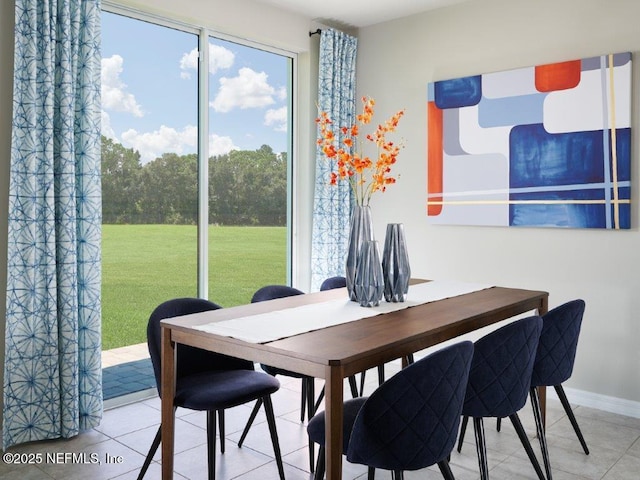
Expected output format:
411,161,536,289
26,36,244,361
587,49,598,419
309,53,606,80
382,223,411,302
345,205,374,301
354,240,384,307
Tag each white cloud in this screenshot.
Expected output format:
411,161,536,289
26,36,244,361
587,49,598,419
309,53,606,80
180,44,235,79
101,55,144,117
210,67,277,112
209,134,238,156
119,124,238,163
121,125,197,164
264,106,288,132
101,111,117,140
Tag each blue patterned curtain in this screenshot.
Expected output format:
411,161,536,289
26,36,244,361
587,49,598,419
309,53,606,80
3,0,102,449
310,29,358,291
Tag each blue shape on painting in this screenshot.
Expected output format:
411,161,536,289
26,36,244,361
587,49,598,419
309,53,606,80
510,124,631,187
478,93,545,128
509,124,631,228
434,75,482,109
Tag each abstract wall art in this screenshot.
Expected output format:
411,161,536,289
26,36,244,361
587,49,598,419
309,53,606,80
427,52,631,229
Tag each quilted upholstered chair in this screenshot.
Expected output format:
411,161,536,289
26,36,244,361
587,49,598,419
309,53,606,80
457,316,545,480
307,341,474,480
492,300,588,480
319,275,348,291
527,299,589,479
141,298,285,480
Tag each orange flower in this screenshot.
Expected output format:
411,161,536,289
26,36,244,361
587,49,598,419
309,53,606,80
317,96,405,205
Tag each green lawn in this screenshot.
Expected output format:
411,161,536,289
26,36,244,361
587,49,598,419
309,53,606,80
101,224,287,350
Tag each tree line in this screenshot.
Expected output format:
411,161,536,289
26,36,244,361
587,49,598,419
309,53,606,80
101,136,288,226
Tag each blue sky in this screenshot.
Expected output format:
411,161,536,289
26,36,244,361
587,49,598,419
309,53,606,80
101,11,290,164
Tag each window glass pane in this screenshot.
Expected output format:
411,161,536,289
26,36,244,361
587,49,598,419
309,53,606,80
101,11,199,350
207,37,291,305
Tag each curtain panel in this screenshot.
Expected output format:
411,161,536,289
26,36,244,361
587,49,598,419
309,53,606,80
3,0,102,449
310,28,358,291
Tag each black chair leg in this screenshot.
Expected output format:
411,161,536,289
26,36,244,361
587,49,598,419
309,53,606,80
359,369,367,396
314,445,325,480
305,377,316,472
315,385,325,414
392,470,404,480
136,425,161,480
437,459,456,480
555,384,589,455
457,415,469,453
218,410,225,454
509,413,546,480
377,365,385,385
348,375,359,398
238,398,263,447
262,395,286,480
497,417,502,431
207,410,217,480
301,378,307,422
367,466,375,480
530,387,553,480
472,417,489,480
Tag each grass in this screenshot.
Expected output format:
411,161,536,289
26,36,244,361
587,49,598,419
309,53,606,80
101,224,287,350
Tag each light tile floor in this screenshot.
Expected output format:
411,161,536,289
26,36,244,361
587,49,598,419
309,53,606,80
2,358,640,480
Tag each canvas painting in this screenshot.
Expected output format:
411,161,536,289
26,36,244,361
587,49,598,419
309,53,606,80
427,52,631,229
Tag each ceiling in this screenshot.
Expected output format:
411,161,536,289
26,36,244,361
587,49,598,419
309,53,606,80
251,0,475,28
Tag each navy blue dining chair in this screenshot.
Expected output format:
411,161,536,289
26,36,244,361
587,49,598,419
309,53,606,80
489,300,588,480
140,297,285,480
525,299,589,479
457,316,546,480
307,341,474,480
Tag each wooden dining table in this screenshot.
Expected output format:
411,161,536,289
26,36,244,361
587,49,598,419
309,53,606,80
159,280,548,479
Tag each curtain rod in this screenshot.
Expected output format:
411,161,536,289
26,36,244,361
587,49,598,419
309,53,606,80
309,29,322,37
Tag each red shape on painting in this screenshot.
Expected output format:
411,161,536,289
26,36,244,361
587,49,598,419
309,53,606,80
427,101,443,216
535,60,581,92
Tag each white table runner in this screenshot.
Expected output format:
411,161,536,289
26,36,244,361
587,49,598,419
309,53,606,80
193,280,493,343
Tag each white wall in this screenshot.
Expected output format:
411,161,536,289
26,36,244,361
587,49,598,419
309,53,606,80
356,0,640,410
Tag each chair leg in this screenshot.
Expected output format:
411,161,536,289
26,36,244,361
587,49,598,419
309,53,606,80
348,375,359,398
238,398,263,447
301,378,307,422
367,466,375,480
315,385,325,414
359,369,367,396
530,387,553,480
305,377,316,472
472,417,489,480
377,365,385,385
206,411,217,480
509,413,545,480
457,415,469,453
262,395,286,480
314,445,325,480
136,425,161,480
437,459,456,480
497,417,502,432
555,384,589,455
392,470,404,480
218,410,225,454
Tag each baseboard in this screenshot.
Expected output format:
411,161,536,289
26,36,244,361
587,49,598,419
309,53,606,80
549,386,640,419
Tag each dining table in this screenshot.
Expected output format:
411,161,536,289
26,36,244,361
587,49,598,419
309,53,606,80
159,279,548,480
